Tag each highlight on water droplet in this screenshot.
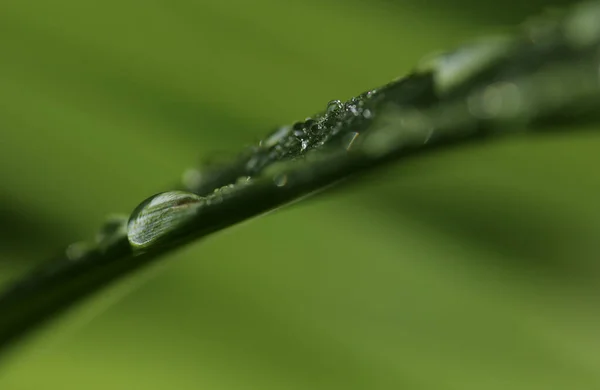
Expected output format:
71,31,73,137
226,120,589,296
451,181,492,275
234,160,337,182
326,99,343,113
127,191,204,249
260,125,291,149
274,173,288,187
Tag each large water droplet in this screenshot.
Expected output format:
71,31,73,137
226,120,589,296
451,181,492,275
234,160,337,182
127,191,204,249
326,100,343,113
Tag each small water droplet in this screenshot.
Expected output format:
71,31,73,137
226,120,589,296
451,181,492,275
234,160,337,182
419,37,512,95
66,241,93,261
235,176,253,185
274,174,288,187
246,155,262,172
96,214,128,250
300,139,309,151
363,109,372,119
306,121,320,135
293,129,305,138
261,125,291,149
326,100,343,113
292,121,304,130
467,81,523,120
182,168,203,191
348,105,359,116
127,191,204,249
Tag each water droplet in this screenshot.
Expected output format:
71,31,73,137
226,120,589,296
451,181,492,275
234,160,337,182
467,81,523,120
182,168,203,191
304,119,316,128
96,214,128,250
66,241,93,261
246,155,262,172
307,122,320,135
292,121,304,130
293,129,305,138
274,174,288,187
235,176,253,185
363,109,372,119
418,37,512,95
127,191,204,249
261,125,291,149
300,139,309,151
564,1,600,47
363,107,434,157
348,105,359,116
326,100,343,113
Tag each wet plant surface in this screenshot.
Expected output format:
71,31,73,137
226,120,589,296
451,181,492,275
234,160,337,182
1,1,600,388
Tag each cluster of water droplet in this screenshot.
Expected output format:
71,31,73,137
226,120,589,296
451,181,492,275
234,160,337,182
61,1,600,261
180,90,380,196
245,96,374,175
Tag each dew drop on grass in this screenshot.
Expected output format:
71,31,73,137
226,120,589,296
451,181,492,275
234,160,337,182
274,174,288,187
260,125,291,149
127,191,204,249
326,99,343,113
181,168,203,190
66,241,93,261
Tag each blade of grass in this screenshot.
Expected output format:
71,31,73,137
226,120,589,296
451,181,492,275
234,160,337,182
1,0,599,357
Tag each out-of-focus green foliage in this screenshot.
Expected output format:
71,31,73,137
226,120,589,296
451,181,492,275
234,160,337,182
0,0,599,389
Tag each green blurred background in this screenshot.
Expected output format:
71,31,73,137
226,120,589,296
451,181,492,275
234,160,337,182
2,0,600,388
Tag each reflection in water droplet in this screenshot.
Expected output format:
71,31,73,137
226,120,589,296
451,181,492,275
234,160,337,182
274,174,288,187
127,191,204,249
326,100,343,113
96,214,128,250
